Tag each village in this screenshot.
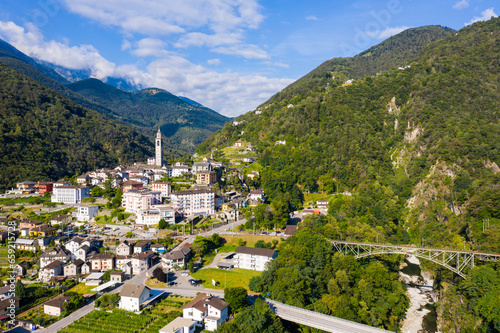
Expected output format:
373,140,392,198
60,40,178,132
0,130,311,333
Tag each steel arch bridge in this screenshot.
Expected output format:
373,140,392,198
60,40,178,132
331,241,500,278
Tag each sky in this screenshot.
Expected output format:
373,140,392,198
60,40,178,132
0,0,497,117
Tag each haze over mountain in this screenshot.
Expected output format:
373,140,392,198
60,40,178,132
0,39,230,155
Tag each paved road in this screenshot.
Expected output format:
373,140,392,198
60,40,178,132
37,301,95,333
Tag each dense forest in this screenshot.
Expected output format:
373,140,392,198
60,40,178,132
0,63,153,191
66,79,230,154
200,19,500,332
0,39,230,156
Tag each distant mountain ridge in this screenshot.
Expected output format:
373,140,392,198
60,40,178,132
0,39,229,156
0,62,153,191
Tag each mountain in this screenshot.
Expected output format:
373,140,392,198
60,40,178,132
66,79,230,154
0,39,230,156
199,20,500,332
0,62,153,192
199,22,500,251
179,96,203,107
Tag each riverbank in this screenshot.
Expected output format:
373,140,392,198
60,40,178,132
399,255,438,333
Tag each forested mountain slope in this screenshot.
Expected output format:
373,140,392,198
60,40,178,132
199,20,500,252
0,63,153,191
66,79,230,154
0,39,229,155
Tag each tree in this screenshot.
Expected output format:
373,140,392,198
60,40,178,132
125,231,133,238
152,267,166,282
15,280,26,298
102,270,111,282
158,218,167,229
91,186,104,197
224,287,248,313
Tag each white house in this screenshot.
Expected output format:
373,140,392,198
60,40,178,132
249,190,264,202
182,293,229,331
150,182,171,198
119,284,151,312
38,260,64,282
159,317,197,333
136,204,176,226
171,166,190,177
73,205,99,222
39,246,71,268
234,246,278,271
51,186,90,204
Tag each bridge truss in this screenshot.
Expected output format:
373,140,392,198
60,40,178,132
331,241,500,278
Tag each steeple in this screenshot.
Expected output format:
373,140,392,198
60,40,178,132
155,128,162,167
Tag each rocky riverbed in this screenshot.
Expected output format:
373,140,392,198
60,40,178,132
400,255,439,333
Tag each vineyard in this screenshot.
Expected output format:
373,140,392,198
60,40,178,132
59,296,190,333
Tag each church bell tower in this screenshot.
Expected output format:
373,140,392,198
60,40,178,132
155,128,162,167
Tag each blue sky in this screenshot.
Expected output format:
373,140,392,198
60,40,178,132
0,0,497,116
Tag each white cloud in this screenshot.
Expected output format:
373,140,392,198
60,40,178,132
0,20,290,116
61,0,263,36
0,21,115,78
465,8,498,26
367,26,410,39
207,58,221,66
306,15,319,21
130,38,169,57
174,32,243,48
453,0,469,10
211,44,269,59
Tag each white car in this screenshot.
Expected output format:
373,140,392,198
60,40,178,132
181,271,189,277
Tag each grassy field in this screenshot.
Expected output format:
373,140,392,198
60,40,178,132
67,283,97,295
191,268,261,290
303,193,335,206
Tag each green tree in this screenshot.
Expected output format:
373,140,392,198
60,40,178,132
158,218,167,229
15,280,26,298
224,287,248,313
91,186,104,197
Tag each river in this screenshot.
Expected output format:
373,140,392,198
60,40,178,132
399,255,439,333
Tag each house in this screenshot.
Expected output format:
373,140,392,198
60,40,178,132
234,246,278,271
110,271,124,283
224,208,239,221
192,161,213,174
130,250,154,274
19,220,44,229
246,171,259,180
134,240,151,253
150,182,171,198
49,214,71,226
316,200,329,208
171,189,215,217
74,245,91,261
0,297,20,316
116,240,134,256
196,171,217,185
182,293,229,331
14,238,39,252
121,189,162,214
43,295,71,316
64,259,84,277
29,225,57,238
16,181,36,193
52,186,90,204
39,246,71,268
121,180,144,193
38,181,53,194
242,157,254,163
12,261,29,277
119,284,151,312
159,317,197,333
65,237,86,255
284,225,298,238
90,253,115,271
233,141,242,147
249,190,264,202
171,166,190,177
81,261,92,275
161,246,191,270
76,174,90,186
53,180,71,187
136,204,176,226
150,244,166,254
39,260,64,282
85,272,104,286
73,205,99,222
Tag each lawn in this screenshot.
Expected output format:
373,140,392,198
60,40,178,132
67,283,97,295
191,268,261,290
303,193,335,206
